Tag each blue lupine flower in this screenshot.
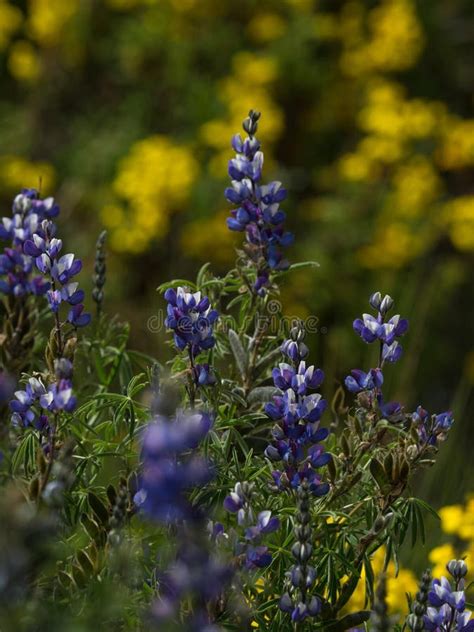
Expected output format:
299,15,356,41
352,293,408,363
164,287,218,359
134,411,213,523
39,379,76,413
423,562,474,631
193,363,217,387
0,190,63,298
345,368,383,393
9,368,79,427
225,111,293,295
244,510,280,540
3,189,91,326
272,361,324,394
412,406,454,446
265,325,331,495
223,482,280,570
67,303,91,328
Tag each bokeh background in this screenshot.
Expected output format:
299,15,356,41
1,0,473,574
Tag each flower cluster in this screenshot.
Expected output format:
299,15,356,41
165,287,218,355
353,291,408,364
10,359,76,430
423,560,474,631
24,222,90,328
265,324,331,494
135,404,231,630
280,482,321,623
225,110,293,295
164,287,219,387
134,410,213,523
223,481,279,570
0,189,56,297
412,406,454,447
0,188,90,328
345,292,407,422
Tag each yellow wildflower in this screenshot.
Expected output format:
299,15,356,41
27,0,80,47
0,0,22,51
247,13,286,43
439,505,465,536
8,40,41,82
0,155,55,195
103,135,198,253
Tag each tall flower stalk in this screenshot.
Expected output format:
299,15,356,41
225,110,293,296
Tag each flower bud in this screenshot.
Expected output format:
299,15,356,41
447,559,468,580
369,291,382,310
380,294,394,315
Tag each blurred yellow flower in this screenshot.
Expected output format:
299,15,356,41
247,13,286,43
442,196,474,252
103,135,198,253
180,210,238,265
340,0,424,76
429,544,457,579
358,223,422,269
390,156,441,217
439,505,464,536
8,40,41,82
0,155,55,195
338,152,377,182
437,118,474,170
200,52,283,178
0,0,22,51
27,0,80,47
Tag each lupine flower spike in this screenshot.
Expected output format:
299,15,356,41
92,230,107,316
423,559,474,631
164,286,218,390
280,482,321,623
265,323,331,494
406,569,432,631
225,110,293,295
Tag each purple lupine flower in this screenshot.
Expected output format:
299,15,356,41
39,379,76,413
0,190,63,298
225,111,293,295
134,411,213,523
193,363,217,387
223,481,280,570
352,293,408,363
67,303,91,327
345,368,383,393
412,406,454,446
265,324,331,496
15,195,91,324
424,561,474,631
9,366,79,427
164,287,218,360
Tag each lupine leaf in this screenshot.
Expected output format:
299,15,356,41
247,386,278,404
228,328,248,376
